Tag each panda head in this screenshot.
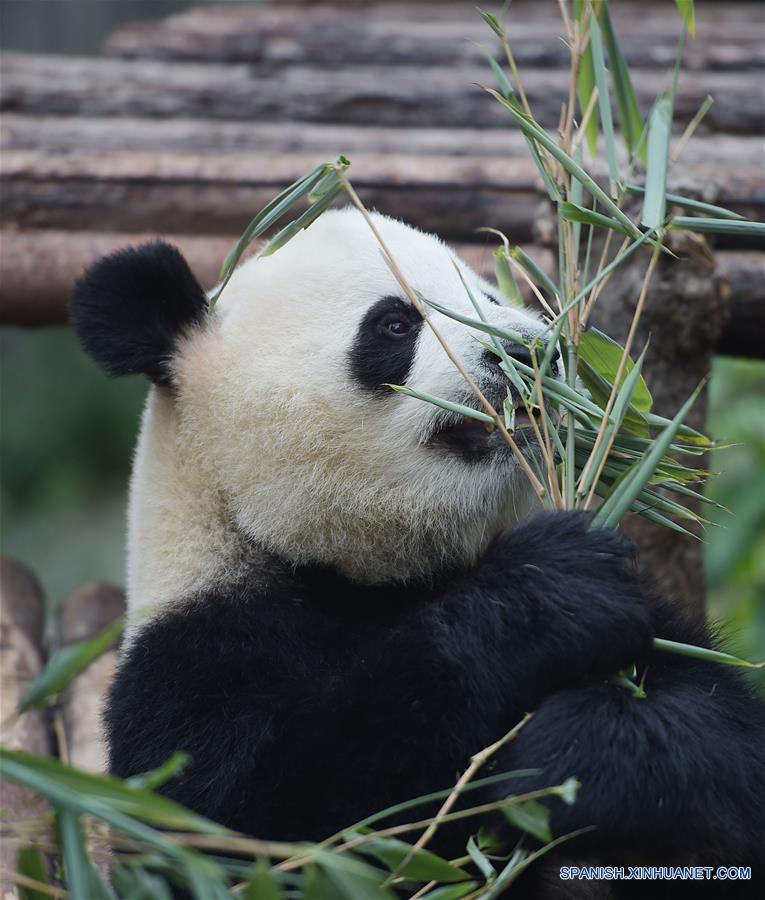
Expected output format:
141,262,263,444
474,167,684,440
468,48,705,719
72,209,556,615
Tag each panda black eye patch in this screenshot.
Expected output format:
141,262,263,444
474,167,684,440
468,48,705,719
349,295,424,393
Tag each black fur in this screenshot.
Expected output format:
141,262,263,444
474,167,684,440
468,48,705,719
349,295,424,391
70,241,208,384
107,511,764,896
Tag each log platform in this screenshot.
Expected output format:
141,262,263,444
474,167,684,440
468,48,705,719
0,1,762,356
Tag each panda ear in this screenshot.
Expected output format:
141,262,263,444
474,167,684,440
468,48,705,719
70,241,209,385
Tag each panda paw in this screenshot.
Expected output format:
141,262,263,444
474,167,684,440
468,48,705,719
487,510,654,680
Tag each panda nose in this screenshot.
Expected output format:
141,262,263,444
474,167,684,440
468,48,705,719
483,342,533,367
483,342,562,373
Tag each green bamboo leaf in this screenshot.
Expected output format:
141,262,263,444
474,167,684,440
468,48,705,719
644,412,711,445
503,799,552,844
16,848,49,900
422,296,540,348
388,385,495,425
669,217,765,238
641,96,673,228
260,182,344,257
0,749,228,835
575,0,600,157
578,344,650,495
244,859,283,900
477,7,504,38
510,246,560,305
486,76,560,201
625,186,745,221
494,247,525,308
314,850,395,900
425,884,480,900
654,638,763,668
303,867,339,900
353,837,470,883
592,382,705,528
18,618,124,712
111,865,174,900
484,87,642,239
597,4,645,162
217,163,329,278
589,14,619,196
547,227,660,328
1,751,228,899
124,751,188,791
466,834,496,880
487,55,514,100
559,201,632,236
674,0,696,38
58,809,114,900
578,329,653,412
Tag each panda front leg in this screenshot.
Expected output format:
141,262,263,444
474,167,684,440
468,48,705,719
106,511,651,842
481,532,765,894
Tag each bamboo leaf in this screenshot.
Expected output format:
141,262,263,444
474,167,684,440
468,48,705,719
0,748,228,835
503,799,552,844
674,0,696,38
597,4,645,162
510,246,560,305
669,217,765,238
575,0,600,157
388,385,495,425
494,247,525,308
243,859,283,900
592,382,705,528
261,182,344,257
18,618,124,712
422,297,541,348
124,751,188,792
487,76,561,201
641,96,673,228
626,186,745,221
466,835,496,880
484,87,642,239
16,848,50,900
578,329,653,413
477,7,504,38
424,884,480,900
559,201,632,236
589,14,620,196
214,163,329,281
654,638,763,668
58,809,114,900
353,837,470,883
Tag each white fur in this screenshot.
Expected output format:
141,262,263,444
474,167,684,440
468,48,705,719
126,209,549,641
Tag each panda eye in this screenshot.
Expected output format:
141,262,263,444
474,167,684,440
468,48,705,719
378,314,413,339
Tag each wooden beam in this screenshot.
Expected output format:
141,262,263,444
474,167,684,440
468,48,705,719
103,2,765,71
2,52,762,134
1,228,761,361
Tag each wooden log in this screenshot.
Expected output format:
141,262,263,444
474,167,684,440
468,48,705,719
4,113,763,178
103,2,765,72
0,558,52,884
0,228,238,326
2,52,762,134
56,584,126,773
0,227,761,363
0,149,543,239
2,142,761,240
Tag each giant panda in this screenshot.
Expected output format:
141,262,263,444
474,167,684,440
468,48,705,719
71,209,764,896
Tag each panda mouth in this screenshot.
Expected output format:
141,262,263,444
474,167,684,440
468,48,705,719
429,403,541,460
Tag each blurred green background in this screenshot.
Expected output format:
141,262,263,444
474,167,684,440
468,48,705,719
2,325,763,681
